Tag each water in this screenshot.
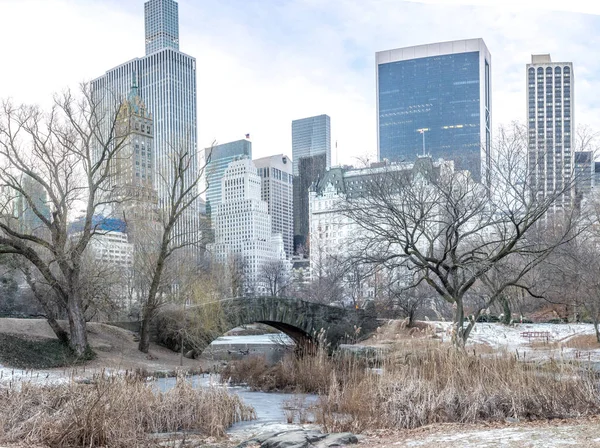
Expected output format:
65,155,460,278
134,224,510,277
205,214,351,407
154,374,319,438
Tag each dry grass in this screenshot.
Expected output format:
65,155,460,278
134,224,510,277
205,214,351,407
564,334,600,349
0,372,255,447
221,341,600,434
317,346,600,433
221,350,345,393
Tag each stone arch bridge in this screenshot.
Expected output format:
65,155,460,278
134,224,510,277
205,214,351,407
154,296,379,355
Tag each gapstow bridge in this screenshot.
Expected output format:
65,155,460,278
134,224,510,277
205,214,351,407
150,296,380,356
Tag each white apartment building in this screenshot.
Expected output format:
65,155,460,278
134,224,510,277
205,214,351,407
89,231,134,269
527,54,574,209
254,154,294,258
309,157,454,302
208,158,288,296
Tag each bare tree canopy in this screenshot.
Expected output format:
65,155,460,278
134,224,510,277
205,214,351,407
0,84,126,356
341,123,581,347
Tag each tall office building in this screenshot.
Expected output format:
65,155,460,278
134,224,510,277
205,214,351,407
254,154,294,258
527,54,574,209
92,0,198,241
207,159,287,296
111,80,160,241
205,139,252,217
291,115,331,177
292,115,331,254
376,39,491,183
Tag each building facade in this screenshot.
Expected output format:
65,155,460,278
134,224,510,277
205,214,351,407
207,159,288,296
254,154,294,258
376,39,491,183
527,54,574,209
309,157,454,303
205,139,252,218
291,115,331,177
91,0,199,242
291,115,331,254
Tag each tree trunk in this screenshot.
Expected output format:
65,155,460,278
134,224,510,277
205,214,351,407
47,315,70,346
452,299,465,348
67,295,88,357
138,308,153,353
501,295,512,325
594,317,600,344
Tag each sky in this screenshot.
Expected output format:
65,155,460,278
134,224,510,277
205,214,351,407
0,0,599,166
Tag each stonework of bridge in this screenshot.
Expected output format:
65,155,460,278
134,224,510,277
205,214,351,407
184,296,379,354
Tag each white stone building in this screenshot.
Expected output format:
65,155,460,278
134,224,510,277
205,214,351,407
208,158,288,296
254,154,294,258
309,157,454,303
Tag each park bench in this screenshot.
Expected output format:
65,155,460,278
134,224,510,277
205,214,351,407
520,331,551,343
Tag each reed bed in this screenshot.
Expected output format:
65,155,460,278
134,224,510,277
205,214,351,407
0,372,255,447
222,342,600,432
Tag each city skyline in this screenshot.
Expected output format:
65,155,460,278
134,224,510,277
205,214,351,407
1,0,600,166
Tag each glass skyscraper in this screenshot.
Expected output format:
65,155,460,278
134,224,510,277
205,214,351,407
144,0,179,54
376,39,491,183
205,139,252,218
291,115,331,177
92,0,198,240
291,114,331,254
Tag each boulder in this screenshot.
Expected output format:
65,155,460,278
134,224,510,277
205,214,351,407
236,429,358,448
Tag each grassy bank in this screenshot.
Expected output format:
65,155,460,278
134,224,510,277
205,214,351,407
0,372,255,447
0,334,88,369
221,342,600,432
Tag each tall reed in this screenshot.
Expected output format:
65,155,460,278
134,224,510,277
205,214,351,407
0,371,255,447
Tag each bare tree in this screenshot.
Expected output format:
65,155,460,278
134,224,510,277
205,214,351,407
136,142,210,353
0,85,126,356
341,124,580,347
259,259,290,297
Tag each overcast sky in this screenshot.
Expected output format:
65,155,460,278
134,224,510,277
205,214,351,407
1,0,599,165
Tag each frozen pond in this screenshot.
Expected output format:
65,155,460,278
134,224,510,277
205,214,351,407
154,374,319,438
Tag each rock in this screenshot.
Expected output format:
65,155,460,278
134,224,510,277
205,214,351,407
236,429,358,448
315,433,358,447
505,417,520,423
184,350,196,359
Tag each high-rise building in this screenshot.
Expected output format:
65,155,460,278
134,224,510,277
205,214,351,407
254,154,294,258
376,39,491,183
291,115,331,177
207,158,288,296
291,115,331,255
144,0,179,54
110,79,160,242
527,54,574,208
92,0,198,241
293,154,327,254
205,139,252,217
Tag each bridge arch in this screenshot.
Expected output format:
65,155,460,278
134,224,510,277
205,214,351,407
185,296,378,355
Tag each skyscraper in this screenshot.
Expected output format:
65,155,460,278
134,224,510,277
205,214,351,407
111,79,160,240
92,0,198,240
527,54,574,209
205,139,252,217
376,39,491,183
291,115,331,254
254,154,294,258
207,158,287,296
291,115,331,177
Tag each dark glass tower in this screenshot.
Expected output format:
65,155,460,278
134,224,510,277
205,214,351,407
376,39,491,183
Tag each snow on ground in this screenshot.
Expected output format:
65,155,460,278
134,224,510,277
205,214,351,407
0,365,125,389
431,321,599,361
